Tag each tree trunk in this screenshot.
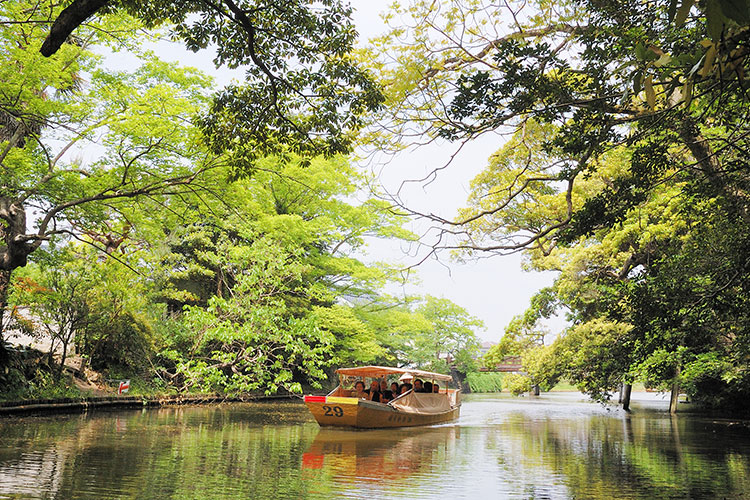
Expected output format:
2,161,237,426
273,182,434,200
622,383,632,411
1,198,33,272
669,366,681,414
0,268,10,367
669,384,680,414
450,365,470,393
0,196,33,366
59,329,70,376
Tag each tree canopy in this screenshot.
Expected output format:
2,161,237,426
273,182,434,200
0,2,219,341
3,0,749,411
364,0,750,409
41,0,384,166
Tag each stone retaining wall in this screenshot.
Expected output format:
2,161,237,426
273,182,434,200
0,394,298,417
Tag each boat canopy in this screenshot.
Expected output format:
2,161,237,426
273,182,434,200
335,365,453,382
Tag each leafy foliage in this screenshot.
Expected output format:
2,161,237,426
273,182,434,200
1,0,494,400
364,0,750,411
12,244,155,372
0,0,217,355
41,0,384,168
147,153,413,392
355,295,483,374
465,372,504,393
165,240,334,394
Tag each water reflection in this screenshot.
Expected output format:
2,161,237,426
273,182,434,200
302,426,459,497
0,395,748,499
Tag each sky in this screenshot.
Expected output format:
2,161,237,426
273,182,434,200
347,1,561,341
132,1,563,342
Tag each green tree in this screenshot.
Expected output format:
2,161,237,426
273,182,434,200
356,295,483,373
41,0,384,166
11,243,155,374
312,305,384,366
353,297,433,367
12,264,88,373
0,2,216,355
624,197,750,409
365,0,750,409
366,0,748,256
155,154,410,307
483,298,554,369
162,239,334,394
414,296,484,373
150,154,411,378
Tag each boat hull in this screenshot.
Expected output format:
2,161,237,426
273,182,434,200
304,396,460,429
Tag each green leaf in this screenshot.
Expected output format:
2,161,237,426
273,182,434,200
635,42,648,60
705,0,728,41
675,0,696,26
718,0,750,24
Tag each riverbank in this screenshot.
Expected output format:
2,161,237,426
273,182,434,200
0,346,306,416
0,393,299,417
0,388,713,420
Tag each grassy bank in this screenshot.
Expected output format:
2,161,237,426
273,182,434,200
464,372,652,395
466,372,504,393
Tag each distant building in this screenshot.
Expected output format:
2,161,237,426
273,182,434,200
478,341,496,357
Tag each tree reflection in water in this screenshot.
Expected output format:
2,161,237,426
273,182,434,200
0,395,748,499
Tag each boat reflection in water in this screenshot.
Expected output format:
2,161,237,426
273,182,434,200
301,425,459,486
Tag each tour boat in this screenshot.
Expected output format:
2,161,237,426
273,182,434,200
303,366,460,429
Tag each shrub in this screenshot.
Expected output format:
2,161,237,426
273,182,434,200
465,371,503,393
504,373,533,395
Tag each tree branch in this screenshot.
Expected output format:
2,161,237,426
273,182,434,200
40,0,111,57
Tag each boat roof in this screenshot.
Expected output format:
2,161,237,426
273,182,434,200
335,365,453,382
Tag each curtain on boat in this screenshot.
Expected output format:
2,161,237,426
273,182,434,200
390,392,453,415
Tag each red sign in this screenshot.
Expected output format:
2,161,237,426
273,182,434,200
118,380,130,395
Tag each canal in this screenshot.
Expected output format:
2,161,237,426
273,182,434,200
1,393,748,499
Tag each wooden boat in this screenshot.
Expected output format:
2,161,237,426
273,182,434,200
303,366,460,429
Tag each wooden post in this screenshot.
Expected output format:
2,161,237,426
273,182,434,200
618,382,624,403
532,384,540,396
622,383,632,411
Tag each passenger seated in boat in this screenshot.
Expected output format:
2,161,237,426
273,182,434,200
414,379,425,392
367,380,382,402
390,382,399,399
423,381,433,394
380,380,393,402
354,380,367,399
399,382,413,395
433,383,440,393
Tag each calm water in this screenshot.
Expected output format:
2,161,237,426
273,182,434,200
1,393,749,499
